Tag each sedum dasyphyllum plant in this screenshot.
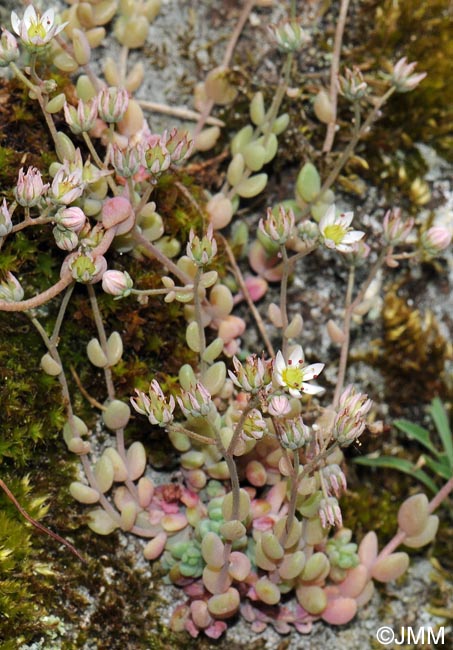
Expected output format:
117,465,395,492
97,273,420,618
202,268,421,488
1,0,452,641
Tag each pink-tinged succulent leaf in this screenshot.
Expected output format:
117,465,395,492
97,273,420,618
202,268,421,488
338,565,368,598
255,539,277,571
403,514,439,548
371,552,409,582
143,532,167,560
261,532,284,561
248,240,284,281
273,516,303,549
113,485,134,511
397,493,429,537
251,620,268,633
126,441,147,480
201,532,225,569
161,513,188,533
358,531,378,568
207,587,240,618
137,476,154,508
297,585,327,615
274,620,292,634
217,314,246,344
184,581,206,598
355,580,374,608
251,496,272,517
170,604,189,632
87,508,118,535
228,551,251,581
245,460,267,487
184,618,200,638
233,275,268,305
180,487,199,508
205,620,228,638
190,600,212,629
203,566,232,595
294,620,313,633
321,596,357,625
255,577,281,605
266,480,287,513
278,551,306,581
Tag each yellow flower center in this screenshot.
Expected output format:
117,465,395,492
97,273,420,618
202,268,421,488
323,223,346,244
28,20,47,41
282,366,303,389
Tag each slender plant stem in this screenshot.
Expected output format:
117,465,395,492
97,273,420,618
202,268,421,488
82,133,118,195
332,265,355,408
138,100,224,127
119,45,129,85
301,87,396,219
11,215,54,234
227,395,260,456
0,479,86,563
87,285,115,401
193,267,207,373
133,228,193,285
194,0,255,137
168,424,216,446
221,235,274,358
323,0,351,153
51,284,75,346
0,274,74,312
280,245,290,358
280,451,300,547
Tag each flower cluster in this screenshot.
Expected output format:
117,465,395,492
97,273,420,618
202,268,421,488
130,380,176,427
333,385,372,446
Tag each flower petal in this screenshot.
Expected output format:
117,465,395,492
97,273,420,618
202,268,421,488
302,363,324,381
342,230,364,244
275,350,286,374
288,344,304,365
339,211,354,227
23,5,37,28
10,11,20,35
319,204,336,230
301,383,324,395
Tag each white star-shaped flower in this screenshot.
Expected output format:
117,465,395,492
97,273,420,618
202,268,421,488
273,345,324,398
319,205,364,253
11,6,67,48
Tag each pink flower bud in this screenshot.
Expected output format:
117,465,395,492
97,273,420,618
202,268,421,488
53,225,78,251
390,57,427,93
97,86,129,123
102,270,133,297
0,271,24,302
0,28,19,65
383,208,414,245
0,199,13,236
267,395,291,417
15,167,49,207
64,98,98,134
421,226,452,257
56,207,86,233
